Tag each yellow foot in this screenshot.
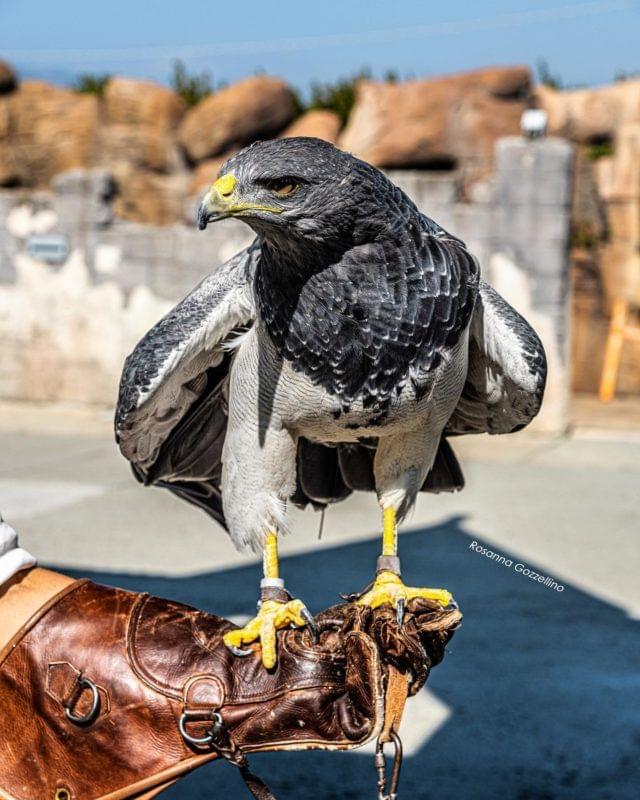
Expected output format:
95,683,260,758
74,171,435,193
223,599,315,670
356,571,453,619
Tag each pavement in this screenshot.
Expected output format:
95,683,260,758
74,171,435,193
1,399,639,799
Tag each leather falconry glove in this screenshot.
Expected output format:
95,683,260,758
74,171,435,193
0,580,461,800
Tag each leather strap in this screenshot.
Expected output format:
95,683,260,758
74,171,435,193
205,714,278,800
380,665,409,743
238,765,278,800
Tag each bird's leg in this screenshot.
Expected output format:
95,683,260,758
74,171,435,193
356,507,453,623
223,531,317,669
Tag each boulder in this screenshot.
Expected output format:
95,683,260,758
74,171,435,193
0,142,19,185
98,79,187,218
0,59,17,94
103,78,185,131
339,66,531,187
179,75,296,162
281,110,341,143
0,99,18,184
535,80,640,144
602,123,640,202
0,81,98,187
100,123,182,173
112,165,185,226
478,66,531,99
593,124,640,251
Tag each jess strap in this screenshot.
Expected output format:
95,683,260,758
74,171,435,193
0,580,461,800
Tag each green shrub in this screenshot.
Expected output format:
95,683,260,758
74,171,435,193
586,140,614,160
536,59,563,89
614,69,640,82
72,73,111,96
570,222,599,250
170,60,213,107
307,69,372,127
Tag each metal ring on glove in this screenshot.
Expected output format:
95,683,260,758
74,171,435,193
64,677,100,725
179,710,223,746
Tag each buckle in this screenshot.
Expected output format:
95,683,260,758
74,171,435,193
64,676,100,726
178,709,223,746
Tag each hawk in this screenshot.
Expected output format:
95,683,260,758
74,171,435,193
115,138,546,667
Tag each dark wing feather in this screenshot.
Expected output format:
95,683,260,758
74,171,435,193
446,280,547,435
114,243,259,526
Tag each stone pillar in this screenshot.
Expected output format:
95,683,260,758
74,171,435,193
489,136,574,434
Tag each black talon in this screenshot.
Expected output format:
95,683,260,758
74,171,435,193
228,644,253,657
396,596,405,628
301,607,320,643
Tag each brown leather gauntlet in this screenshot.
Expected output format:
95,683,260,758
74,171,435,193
0,580,461,800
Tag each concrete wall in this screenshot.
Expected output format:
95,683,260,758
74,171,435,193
0,137,573,431
493,137,574,433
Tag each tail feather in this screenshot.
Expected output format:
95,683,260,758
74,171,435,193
295,438,352,506
422,437,465,494
291,435,464,513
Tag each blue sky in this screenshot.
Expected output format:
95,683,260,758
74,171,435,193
0,0,637,93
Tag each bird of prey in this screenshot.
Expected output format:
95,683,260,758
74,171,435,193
115,137,546,668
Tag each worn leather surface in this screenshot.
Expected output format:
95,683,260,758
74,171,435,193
0,580,461,800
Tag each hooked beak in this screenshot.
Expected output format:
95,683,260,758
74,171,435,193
197,173,237,230
197,172,284,231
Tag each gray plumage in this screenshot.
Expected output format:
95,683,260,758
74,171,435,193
115,138,546,550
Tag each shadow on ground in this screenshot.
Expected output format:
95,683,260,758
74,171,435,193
65,516,640,800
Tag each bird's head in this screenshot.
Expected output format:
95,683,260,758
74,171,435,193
197,137,394,250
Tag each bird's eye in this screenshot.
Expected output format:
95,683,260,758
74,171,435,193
265,178,299,197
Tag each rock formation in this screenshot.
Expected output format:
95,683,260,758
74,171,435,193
536,79,640,144
281,109,341,143
98,78,188,225
339,66,531,189
0,59,17,95
178,75,296,162
0,81,98,187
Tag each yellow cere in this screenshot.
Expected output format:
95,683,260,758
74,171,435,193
213,173,236,198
